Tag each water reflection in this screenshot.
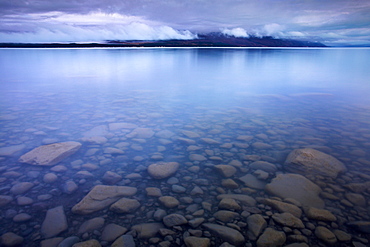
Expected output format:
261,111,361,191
0,48,370,246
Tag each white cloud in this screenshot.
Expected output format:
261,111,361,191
221,27,249,38
0,12,197,43
263,23,285,36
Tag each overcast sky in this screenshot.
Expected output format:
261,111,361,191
0,0,369,45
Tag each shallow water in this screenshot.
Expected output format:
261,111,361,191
0,48,370,246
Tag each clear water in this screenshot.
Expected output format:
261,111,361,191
0,48,370,246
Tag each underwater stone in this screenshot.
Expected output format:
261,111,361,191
41,206,68,238
0,195,13,207
181,130,201,138
109,122,138,131
247,214,267,240
249,161,277,173
158,196,180,208
261,198,302,218
111,235,135,247
265,173,324,208
304,207,337,221
163,213,188,227
77,217,105,234
0,144,26,157
19,141,82,166
131,223,164,239
238,174,266,189
284,148,346,178
127,127,155,139
217,194,256,207
147,162,180,179
315,226,337,245
72,185,137,215
214,210,239,223
101,224,127,242
203,223,245,246
214,165,237,178
102,171,122,185
272,213,304,228
72,239,101,247
10,182,34,195
0,232,24,246
110,198,140,213
257,228,286,247
184,236,210,247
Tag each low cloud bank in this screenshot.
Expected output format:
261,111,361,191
222,28,249,38
0,12,197,43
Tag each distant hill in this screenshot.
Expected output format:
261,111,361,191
108,33,326,47
0,33,326,48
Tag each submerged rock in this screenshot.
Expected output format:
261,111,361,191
184,236,210,247
41,206,68,238
345,193,366,207
304,207,337,221
111,235,135,247
238,174,266,189
72,185,137,214
0,232,24,246
0,144,26,157
101,224,127,242
131,223,163,239
72,239,101,247
284,148,346,178
214,165,237,178
214,210,239,223
147,162,180,179
158,196,180,208
0,195,13,207
217,194,256,207
77,217,105,234
10,182,34,195
127,127,155,139
109,122,138,131
203,223,245,246
19,141,82,166
272,213,304,228
163,213,188,227
265,173,324,208
110,198,140,213
315,226,337,245
247,214,267,240
256,228,286,247
249,161,277,173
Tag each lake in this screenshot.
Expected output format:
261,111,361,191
0,48,369,246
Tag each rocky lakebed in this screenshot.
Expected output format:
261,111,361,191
0,91,370,247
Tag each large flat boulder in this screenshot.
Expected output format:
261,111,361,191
284,148,346,178
72,185,137,215
265,173,324,208
18,142,81,166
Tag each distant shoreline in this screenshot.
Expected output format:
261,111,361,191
0,35,331,48
1,43,369,49
0,43,327,48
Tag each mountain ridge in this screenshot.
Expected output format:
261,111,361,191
0,33,326,48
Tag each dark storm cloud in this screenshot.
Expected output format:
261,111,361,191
0,0,369,45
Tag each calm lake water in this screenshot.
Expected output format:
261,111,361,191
0,48,370,246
